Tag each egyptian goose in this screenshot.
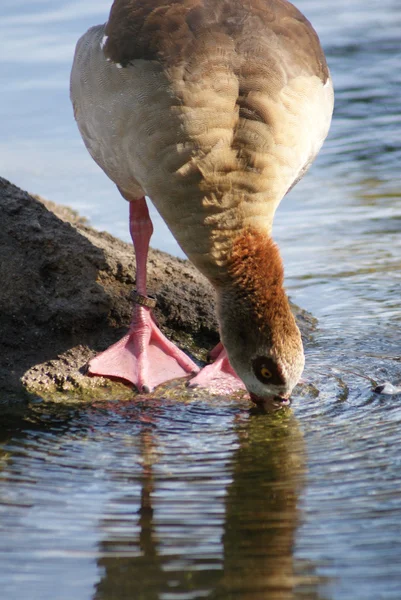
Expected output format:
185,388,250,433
70,0,333,410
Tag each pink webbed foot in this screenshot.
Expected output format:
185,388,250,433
88,196,198,392
188,343,246,395
88,308,199,392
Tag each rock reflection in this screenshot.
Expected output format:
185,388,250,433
94,410,327,600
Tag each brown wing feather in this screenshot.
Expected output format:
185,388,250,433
104,0,329,83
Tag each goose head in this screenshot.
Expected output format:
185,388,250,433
216,228,305,410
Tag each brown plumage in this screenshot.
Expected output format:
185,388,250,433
104,0,329,83
224,229,294,337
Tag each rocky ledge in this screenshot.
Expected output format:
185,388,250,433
0,177,314,409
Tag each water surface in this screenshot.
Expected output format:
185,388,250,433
1,1,400,598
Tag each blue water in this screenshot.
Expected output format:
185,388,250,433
1,1,401,599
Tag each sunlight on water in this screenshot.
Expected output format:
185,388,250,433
0,0,400,599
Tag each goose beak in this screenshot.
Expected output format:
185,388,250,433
249,393,290,412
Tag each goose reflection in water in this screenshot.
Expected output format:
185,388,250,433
93,407,329,600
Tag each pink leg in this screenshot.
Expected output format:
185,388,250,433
88,198,199,392
207,341,224,362
188,344,246,395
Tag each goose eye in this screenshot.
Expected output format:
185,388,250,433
260,366,272,380
252,356,284,386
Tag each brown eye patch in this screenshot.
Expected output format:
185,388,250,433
252,356,285,386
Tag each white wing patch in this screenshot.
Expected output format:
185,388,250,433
100,34,108,50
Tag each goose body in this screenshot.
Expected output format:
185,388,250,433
71,0,334,408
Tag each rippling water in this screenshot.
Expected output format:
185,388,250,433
1,0,400,599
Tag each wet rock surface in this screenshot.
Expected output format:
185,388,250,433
0,177,315,409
